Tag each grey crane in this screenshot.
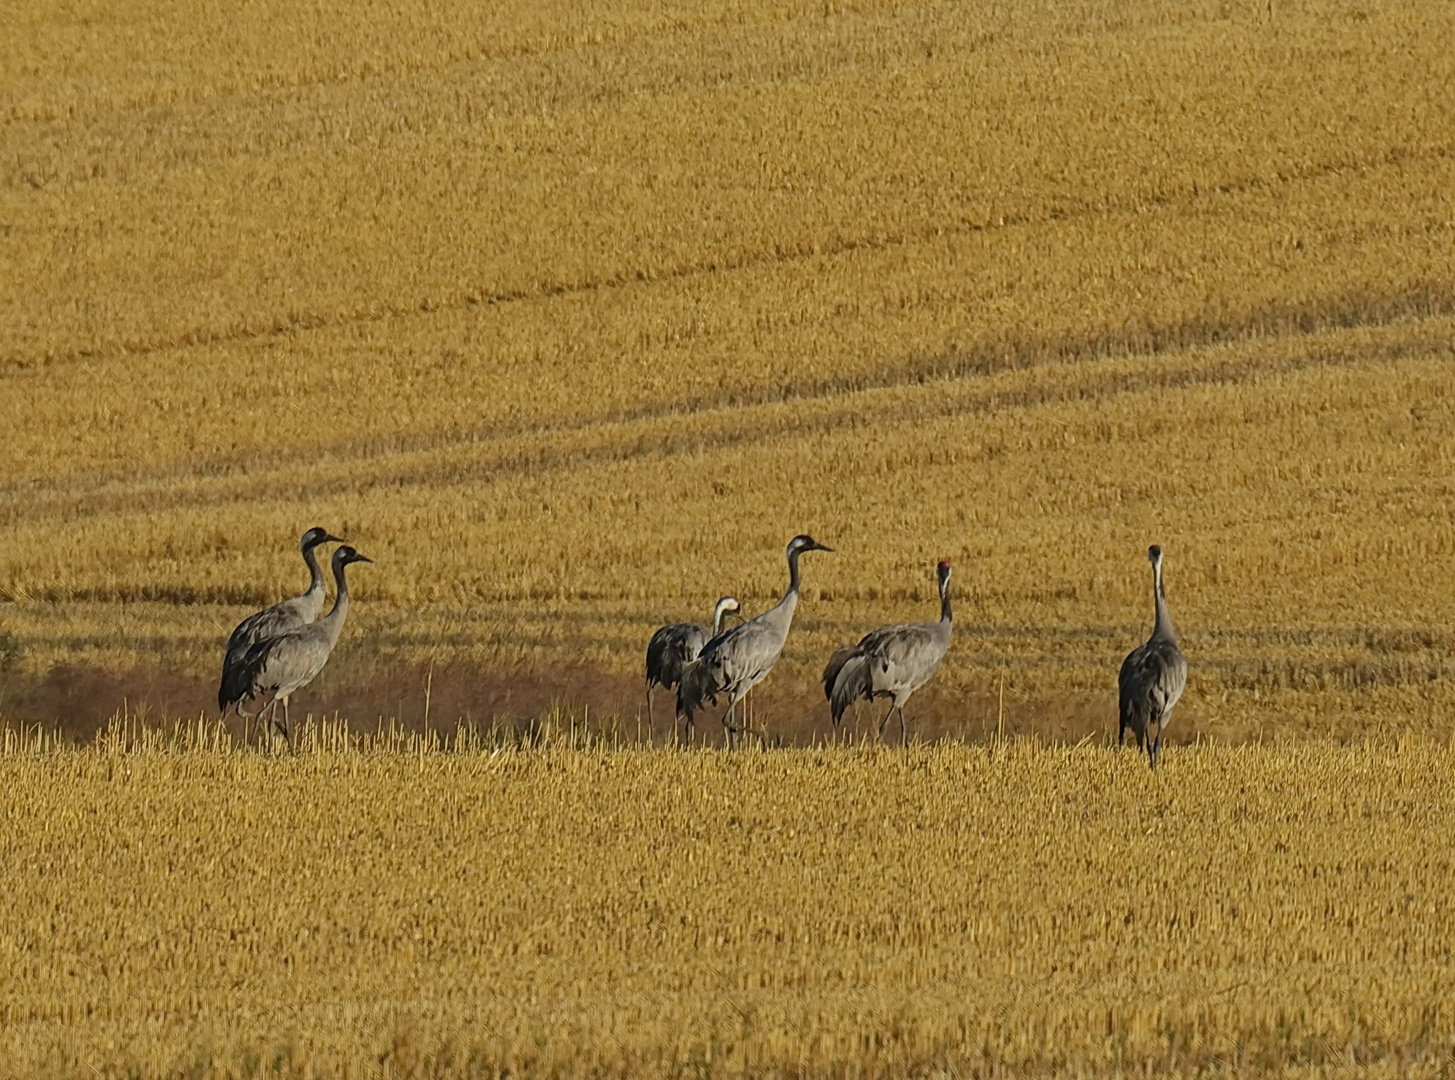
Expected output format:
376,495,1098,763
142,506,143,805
218,526,342,715
1118,544,1187,770
676,534,832,747
822,560,953,744
645,596,742,724
234,545,372,750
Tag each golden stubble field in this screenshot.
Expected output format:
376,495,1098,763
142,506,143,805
3,0,1455,742
6,2,1455,1076
2,727,1454,1078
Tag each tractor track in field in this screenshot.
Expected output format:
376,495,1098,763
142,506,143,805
1,287,1453,531
3,138,1450,377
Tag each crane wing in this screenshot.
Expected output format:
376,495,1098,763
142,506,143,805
226,599,301,659
646,622,706,687
861,621,950,696
1119,639,1186,721
239,625,331,700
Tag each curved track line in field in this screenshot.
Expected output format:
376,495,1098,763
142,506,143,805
2,141,1449,374
2,280,1453,512
1,309,1450,536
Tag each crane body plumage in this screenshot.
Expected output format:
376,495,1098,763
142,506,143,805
823,561,952,742
677,535,831,746
1118,545,1187,770
218,527,341,714
235,545,371,749
645,596,740,722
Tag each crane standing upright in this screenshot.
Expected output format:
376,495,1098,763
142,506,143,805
218,527,342,715
677,534,832,747
1118,545,1187,770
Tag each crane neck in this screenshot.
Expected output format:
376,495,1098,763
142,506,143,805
939,578,952,624
785,546,804,597
320,559,353,635
1151,560,1176,643
301,543,328,599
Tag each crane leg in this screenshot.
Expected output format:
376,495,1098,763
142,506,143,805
900,706,910,746
1148,720,1162,770
645,683,654,728
262,699,280,752
281,697,293,754
236,700,256,747
876,701,897,740
723,701,737,751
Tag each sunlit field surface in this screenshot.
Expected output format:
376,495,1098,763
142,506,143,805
5,0,1455,1074
2,726,1454,1078
2,0,1454,744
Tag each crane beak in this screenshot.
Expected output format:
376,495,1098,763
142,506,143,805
351,554,374,564
813,542,834,553
324,533,345,544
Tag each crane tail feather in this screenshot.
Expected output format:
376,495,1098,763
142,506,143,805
822,645,862,702
676,658,717,721
829,654,871,725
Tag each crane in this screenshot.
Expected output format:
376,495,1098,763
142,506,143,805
234,545,372,750
645,596,741,725
822,560,952,743
1118,545,1187,770
676,534,832,747
218,526,342,715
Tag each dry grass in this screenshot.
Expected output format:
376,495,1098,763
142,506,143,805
4,3,1454,1074
3,0,1455,744
1,723,1453,1078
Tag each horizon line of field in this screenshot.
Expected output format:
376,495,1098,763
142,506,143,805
2,288,1452,534
3,138,1447,375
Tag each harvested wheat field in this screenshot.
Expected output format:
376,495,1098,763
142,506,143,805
4,0,1455,1072
3,0,1455,744
2,726,1454,1078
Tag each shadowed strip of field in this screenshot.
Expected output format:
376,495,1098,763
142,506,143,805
0,657,1127,749
7,637,1448,748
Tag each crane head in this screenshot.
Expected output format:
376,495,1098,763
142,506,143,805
301,526,344,550
333,546,374,567
1147,545,1163,564
789,534,833,555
